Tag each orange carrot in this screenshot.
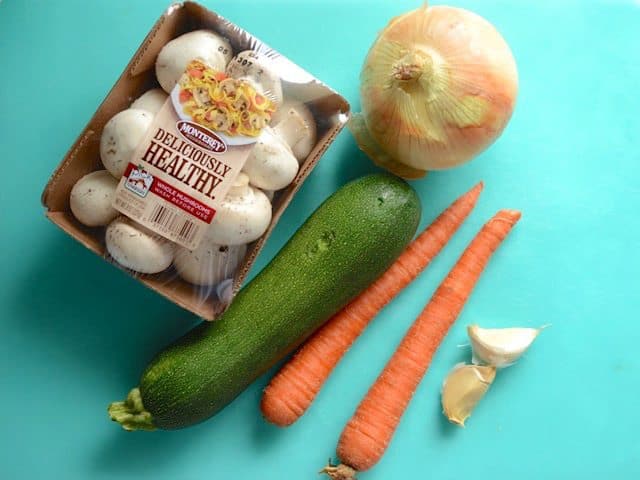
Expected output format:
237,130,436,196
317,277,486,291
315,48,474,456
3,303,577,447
322,209,521,479
261,182,484,427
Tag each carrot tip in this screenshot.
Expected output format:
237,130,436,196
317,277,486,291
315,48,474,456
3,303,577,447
465,181,483,201
496,209,522,223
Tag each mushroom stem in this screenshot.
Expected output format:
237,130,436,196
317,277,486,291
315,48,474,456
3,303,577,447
227,173,251,197
273,110,308,147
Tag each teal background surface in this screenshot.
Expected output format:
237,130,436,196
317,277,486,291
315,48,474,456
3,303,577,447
1,0,639,478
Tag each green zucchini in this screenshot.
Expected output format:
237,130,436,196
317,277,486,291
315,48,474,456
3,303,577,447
108,174,421,430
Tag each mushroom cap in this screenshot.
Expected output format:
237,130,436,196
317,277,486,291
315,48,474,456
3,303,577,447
270,100,317,161
205,180,272,245
69,170,119,227
105,216,175,274
156,30,232,93
130,88,168,116
100,109,153,178
243,127,299,190
174,242,247,286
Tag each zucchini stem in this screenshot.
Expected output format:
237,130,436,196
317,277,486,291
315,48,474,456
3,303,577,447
108,388,156,431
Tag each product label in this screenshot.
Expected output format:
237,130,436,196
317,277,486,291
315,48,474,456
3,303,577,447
113,60,276,249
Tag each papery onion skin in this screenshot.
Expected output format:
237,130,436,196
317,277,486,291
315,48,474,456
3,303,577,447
352,4,518,176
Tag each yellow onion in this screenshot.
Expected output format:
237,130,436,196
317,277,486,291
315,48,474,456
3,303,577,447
350,3,518,178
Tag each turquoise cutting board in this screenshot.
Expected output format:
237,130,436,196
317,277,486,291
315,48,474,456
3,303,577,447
1,0,638,478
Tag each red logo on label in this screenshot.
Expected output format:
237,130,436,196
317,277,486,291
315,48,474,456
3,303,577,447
176,121,227,153
123,164,153,197
122,163,216,223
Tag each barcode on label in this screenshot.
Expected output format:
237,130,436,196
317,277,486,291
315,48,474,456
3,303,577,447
149,204,199,244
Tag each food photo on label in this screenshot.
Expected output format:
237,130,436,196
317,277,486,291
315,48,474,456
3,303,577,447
175,59,277,137
9,0,632,478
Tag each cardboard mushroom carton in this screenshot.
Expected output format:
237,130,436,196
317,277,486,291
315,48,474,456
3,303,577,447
41,1,350,320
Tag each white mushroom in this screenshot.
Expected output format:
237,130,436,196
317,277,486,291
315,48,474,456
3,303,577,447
226,50,283,105
156,30,232,93
174,242,247,286
100,109,153,178
130,88,168,116
270,100,317,162
105,216,174,274
206,173,272,245
242,127,299,191
69,170,119,227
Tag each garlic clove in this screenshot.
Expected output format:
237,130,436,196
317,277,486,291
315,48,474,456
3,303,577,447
468,324,543,368
441,364,496,427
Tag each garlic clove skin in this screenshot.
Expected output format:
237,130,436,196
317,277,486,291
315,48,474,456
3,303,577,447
468,324,543,368
242,127,299,190
226,50,283,105
174,242,246,286
441,364,496,427
156,30,232,93
205,173,272,245
130,88,168,116
270,100,317,162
